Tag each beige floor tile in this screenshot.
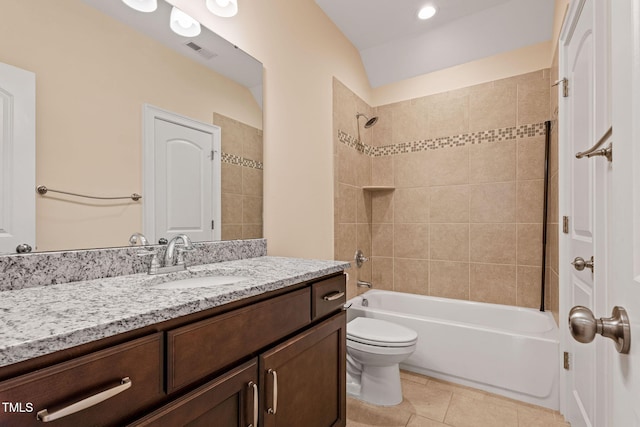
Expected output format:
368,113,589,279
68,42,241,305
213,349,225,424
517,413,571,427
347,397,413,427
401,380,453,422
517,405,556,421
406,414,449,426
444,394,518,427
400,370,429,385
426,378,486,401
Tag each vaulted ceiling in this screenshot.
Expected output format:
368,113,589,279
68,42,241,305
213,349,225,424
315,0,555,88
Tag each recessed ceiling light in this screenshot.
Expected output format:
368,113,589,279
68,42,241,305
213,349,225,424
170,7,201,37
418,5,437,20
122,0,157,13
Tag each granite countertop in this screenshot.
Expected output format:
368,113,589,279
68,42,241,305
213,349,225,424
0,256,350,368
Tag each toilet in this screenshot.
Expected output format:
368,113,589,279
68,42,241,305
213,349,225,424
346,317,418,406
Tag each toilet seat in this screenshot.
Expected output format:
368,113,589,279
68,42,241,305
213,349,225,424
347,317,418,348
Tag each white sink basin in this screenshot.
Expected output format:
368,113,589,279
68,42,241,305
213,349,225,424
149,275,251,290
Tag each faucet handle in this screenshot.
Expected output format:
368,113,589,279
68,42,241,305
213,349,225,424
136,249,160,274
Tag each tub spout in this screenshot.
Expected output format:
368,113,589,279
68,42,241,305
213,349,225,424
357,280,372,289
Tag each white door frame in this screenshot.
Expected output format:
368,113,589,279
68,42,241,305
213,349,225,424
142,104,221,243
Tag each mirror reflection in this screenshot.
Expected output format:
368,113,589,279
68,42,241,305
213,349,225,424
0,0,263,253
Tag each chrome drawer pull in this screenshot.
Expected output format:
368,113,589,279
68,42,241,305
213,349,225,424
248,381,258,427
323,291,345,301
36,377,132,422
267,369,278,415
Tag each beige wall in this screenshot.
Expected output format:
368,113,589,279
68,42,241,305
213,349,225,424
170,0,371,259
335,70,552,307
0,0,262,251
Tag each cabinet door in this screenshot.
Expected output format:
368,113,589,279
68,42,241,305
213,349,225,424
260,311,346,427
130,359,259,427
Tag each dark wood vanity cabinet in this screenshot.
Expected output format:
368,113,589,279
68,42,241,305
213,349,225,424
0,272,346,427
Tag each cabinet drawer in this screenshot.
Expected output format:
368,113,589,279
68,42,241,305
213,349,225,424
167,287,310,393
311,274,346,320
0,333,164,427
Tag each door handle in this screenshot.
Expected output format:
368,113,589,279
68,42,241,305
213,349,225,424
571,256,594,272
568,306,631,354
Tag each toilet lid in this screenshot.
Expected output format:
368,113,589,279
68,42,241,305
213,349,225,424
347,317,417,347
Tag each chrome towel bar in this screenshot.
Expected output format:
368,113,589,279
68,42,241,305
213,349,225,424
36,185,141,201
575,126,613,161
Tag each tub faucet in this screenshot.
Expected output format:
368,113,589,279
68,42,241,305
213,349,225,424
357,280,372,289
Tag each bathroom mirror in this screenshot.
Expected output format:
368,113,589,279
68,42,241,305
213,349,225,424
0,0,263,253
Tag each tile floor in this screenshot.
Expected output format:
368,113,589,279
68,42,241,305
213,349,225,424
346,371,570,427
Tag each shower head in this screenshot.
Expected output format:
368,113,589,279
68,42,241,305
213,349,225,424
356,113,378,128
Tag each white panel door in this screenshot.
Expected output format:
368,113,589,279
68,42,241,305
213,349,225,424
0,62,35,254
560,0,609,425
143,105,221,244
609,0,640,424
154,119,213,242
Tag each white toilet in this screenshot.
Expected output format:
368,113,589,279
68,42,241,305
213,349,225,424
346,317,418,406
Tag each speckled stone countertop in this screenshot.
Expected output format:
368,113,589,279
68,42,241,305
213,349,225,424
0,256,350,368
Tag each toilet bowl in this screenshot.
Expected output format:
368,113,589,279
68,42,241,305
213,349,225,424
346,317,418,406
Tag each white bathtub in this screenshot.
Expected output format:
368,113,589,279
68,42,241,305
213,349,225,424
347,290,559,409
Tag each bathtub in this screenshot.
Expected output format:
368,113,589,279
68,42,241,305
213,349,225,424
347,290,559,409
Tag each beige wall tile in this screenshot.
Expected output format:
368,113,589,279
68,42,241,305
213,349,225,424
394,258,429,295
517,77,550,125
470,263,517,305
372,192,395,223
394,224,429,259
214,113,243,157
372,104,393,147
371,257,394,290
392,99,426,143
242,196,263,224
546,223,559,273
470,224,516,264
242,167,263,197
337,184,358,224
357,223,372,258
545,267,560,323
429,261,469,300
547,172,559,224
222,224,242,241
428,146,469,187
430,185,469,223
517,180,544,223
469,140,516,183
372,223,394,257
468,84,517,132
394,151,430,188
242,126,263,163
335,223,357,262
332,78,358,138
222,193,242,224
517,136,545,180
469,182,516,223
222,163,242,194
372,156,393,187
337,143,358,186
242,224,262,239
357,190,372,224
426,91,469,139
517,224,543,266
394,188,430,223
430,224,469,262
356,150,372,187
517,266,542,308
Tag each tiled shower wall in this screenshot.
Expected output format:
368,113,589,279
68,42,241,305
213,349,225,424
334,70,558,317
214,113,264,241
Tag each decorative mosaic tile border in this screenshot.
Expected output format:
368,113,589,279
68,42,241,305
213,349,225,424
338,123,546,157
221,152,264,170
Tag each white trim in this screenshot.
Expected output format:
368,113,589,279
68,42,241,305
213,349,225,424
142,104,221,242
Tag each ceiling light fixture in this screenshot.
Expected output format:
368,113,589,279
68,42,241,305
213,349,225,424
418,5,437,20
205,0,238,18
170,7,201,37
122,0,157,13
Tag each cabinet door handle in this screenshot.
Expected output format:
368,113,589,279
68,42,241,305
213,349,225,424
323,291,345,301
248,381,258,427
36,377,132,422
267,369,278,415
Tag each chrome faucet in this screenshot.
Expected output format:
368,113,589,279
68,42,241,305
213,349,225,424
129,232,149,246
162,234,194,270
357,280,372,289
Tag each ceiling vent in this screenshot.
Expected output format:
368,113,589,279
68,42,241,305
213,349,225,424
184,41,217,60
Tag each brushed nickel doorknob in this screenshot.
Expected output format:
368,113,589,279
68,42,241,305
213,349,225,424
571,256,594,272
568,306,631,354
